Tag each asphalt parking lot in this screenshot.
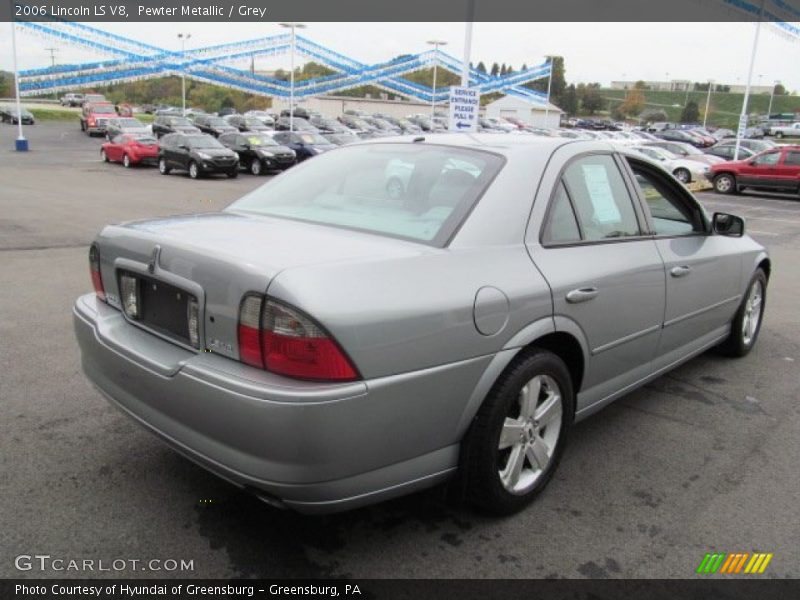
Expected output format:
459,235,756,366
1,122,798,580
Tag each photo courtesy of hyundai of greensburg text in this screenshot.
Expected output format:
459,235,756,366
1,1,799,599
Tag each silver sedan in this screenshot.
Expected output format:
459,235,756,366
74,135,769,514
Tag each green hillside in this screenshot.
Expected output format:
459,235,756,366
601,88,800,128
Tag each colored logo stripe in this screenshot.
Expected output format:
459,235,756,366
744,553,774,574
696,552,773,574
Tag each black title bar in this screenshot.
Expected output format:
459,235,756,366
2,0,800,22
4,579,800,600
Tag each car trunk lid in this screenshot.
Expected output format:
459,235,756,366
95,212,431,362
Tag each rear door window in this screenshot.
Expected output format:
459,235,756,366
541,182,581,244
561,155,642,241
783,151,800,166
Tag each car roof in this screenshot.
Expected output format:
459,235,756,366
355,133,573,157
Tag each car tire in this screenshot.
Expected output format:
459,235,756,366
673,168,691,184
100,149,108,163
158,158,170,175
713,173,737,195
227,169,239,179
123,154,131,168
776,132,783,139
250,160,262,176
80,121,85,132
718,269,767,357
461,349,574,515
188,161,200,179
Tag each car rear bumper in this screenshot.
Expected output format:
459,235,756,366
73,294,483,513
131,154,159,165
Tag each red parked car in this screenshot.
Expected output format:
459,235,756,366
710,145,800,195
100,134,160,168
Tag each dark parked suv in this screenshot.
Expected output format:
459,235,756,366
158,133,239,179
191,115,238,137
224,115,272,132
152,116,200,138
218,132,297,175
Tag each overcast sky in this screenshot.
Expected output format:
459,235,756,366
1,22,798,91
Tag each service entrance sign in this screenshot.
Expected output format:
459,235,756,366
448,86,480,132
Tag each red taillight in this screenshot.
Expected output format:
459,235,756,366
237,295,359,382
89,243,106,301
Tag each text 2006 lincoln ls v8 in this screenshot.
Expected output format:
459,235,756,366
74,135,769,514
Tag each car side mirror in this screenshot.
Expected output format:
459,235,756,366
712,212,745,237
178,144,188,150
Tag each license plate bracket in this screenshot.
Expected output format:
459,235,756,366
127,272,194,345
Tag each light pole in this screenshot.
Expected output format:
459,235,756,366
427,39,448,120
279,22,306,132
767,79,779,117
177,33,191,116
734,0,765,161
10,21,27,151
703,79,714,129
461,22,473,87
544,56,554,124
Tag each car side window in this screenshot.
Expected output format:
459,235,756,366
783,151,800,166
561,155,641,241
753,151,780,166
542,182,581,244
112,135,124,144
630,167,702,236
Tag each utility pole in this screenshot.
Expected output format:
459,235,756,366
279,22,306,132
10,21,28,151
427,39,448,120
177,32,191,117
766,80,779,118
45,47,58,68
703,79,714,129
734,0,765,161
45,47,59,101
544,56,554,124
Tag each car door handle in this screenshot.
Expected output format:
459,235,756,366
566,287,599,304
670,265,692,278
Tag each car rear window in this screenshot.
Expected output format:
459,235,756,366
227,143,504,246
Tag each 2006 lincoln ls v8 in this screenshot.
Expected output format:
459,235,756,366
74,135,770,514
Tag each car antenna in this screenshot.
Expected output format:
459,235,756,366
412,136,425,143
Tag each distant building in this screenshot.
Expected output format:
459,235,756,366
610,80,775,94
483,95,563,128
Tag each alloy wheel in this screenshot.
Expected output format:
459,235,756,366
497,374,563,494
742,279,763,346
715,175,733,193
674,168,690,183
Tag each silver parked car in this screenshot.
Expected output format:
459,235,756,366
74,135,770,514
104,117,151,140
